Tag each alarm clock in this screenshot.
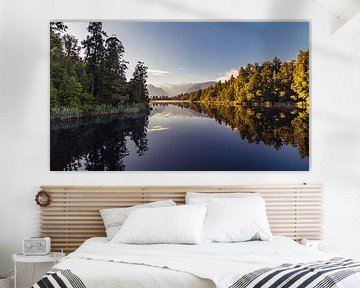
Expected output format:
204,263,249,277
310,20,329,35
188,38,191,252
23,237,51,255
301,239,328,252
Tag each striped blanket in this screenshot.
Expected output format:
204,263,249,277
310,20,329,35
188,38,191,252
229,257,360,288
32,258,360,288
32,269,86,288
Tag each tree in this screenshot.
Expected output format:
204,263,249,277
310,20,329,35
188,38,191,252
81,22,107,99
234,67,248,103
63,34,81,61
259,61,274,102
128,61,149,103
292,50,309,106
102,36,128,105
48,21,166,119
58,71,83,107
244,63,261,103
271,56,282,72
50,22,93,110
277,60,296,102
50,22,67,51
50,22,68,106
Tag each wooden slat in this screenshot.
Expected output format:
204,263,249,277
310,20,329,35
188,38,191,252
39,184,323,253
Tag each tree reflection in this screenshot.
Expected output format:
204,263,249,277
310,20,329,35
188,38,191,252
51,102,308,171
182,102,309,158
50,111,149,171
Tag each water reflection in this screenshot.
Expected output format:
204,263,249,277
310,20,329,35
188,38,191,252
50,102,309,171
50,111,149,171
168,102,309,158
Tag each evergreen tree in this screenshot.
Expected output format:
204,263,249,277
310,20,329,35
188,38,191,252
58,70,83,107
50,22,93,109
50,21,150,119
271,56,282,72
50,22,67,107
50,22,67,51
129,61,149,103
81,22,107,99
63,34,81,61
102,36,128,105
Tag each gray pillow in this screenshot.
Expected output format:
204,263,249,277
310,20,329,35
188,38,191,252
100,200,176,240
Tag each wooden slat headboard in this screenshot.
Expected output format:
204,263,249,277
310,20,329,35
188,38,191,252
39,184,322,253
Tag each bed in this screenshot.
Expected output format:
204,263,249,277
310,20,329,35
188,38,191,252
33,236,360,288
33,185,360,288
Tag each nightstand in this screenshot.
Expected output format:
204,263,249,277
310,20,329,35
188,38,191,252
301,239,328,252
12,252,65,288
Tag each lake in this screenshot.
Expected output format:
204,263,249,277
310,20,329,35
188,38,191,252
50,102,309,171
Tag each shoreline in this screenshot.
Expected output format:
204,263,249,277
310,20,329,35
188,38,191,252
50,103,150,122
151,100,307,108
51,100,307,122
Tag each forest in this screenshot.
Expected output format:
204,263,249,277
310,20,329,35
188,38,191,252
50,22,149,120
174,50,309,107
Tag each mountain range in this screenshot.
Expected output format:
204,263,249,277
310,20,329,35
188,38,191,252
147,84,167,97
147,81,216,98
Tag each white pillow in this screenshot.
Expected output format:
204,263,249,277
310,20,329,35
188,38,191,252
111,205,207,244
100,200,176,240
186,192,260,204
200,197,272,243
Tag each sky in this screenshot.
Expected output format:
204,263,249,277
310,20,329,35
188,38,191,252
65,21,309,86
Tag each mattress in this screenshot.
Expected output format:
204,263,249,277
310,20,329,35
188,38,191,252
41,236,360,288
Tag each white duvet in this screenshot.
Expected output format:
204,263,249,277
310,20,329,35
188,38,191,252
54,237,360,288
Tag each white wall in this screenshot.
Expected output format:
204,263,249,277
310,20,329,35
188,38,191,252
1,0,360,285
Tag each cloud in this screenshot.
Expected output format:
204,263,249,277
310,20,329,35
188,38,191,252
148,69,170,76
148,125,170,132
216,68,239,82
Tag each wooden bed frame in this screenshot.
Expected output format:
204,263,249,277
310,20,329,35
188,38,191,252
39,184,323,253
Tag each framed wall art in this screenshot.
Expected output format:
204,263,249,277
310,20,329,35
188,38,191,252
50,21,309,171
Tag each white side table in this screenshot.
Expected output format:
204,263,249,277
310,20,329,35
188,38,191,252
12,252,65,288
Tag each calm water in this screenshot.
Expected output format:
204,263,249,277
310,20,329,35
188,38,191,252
50,103,309,171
